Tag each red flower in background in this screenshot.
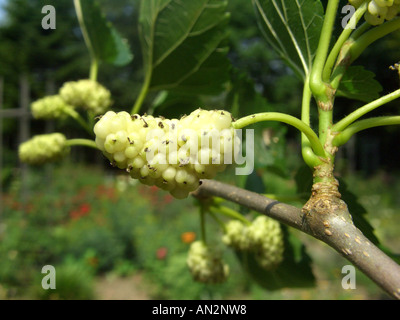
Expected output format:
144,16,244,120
156,247,168,260
79,203,91,214
70,202,91,220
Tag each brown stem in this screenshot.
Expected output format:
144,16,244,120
194,179,400,299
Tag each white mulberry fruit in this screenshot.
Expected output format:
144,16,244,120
93,109,241,199
18,133,69,165
31,95,73,120
247,216,285,271
362,0,400,25
59,79,112,115
186,241,229,284
222,220,251,250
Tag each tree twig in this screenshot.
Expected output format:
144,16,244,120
194,179,400,299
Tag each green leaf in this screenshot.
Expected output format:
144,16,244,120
236,225,316,290
227,70,288,173
294,163,313,199
139,0,230,95
245,170,266,194
337,66,383,103
152,91,204,119
76,0,133,66
252,0,324,79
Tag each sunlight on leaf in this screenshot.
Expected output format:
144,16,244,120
337,66,383,103
76,0,133,66
252,0,324,79
139,0,230,95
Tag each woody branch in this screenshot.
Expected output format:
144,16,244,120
193,179,400,300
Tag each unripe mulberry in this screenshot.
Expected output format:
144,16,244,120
93,109,241,199
19,133,69,165
186,241,229,284
59,79,112,115
363,0,400,25
247,216,284,271
222,220,251,250
31,95,73,120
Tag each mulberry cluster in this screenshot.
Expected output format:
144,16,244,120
248,216,285,270
350,0,400,25
186,241,229,284
59,79,112,115
222,220,251,250
31,95,73,120
18,133,69,165
93,109,240,199
223,216,284,271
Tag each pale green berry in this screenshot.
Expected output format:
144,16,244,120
19,133,69,165
113,151,126,163
365,10,386,24
222,220,250,250
375,0,394,6
131,156,145,169
162,166,177,182
386,4,399,19
31,95,72,120
187,241,229,284
169,187,190,199
175,168,188,184
125,146,139,159
93,108,239,199
59,79,112,115
368,0,388,16
247,216,284,271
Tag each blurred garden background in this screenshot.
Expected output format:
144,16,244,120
0,0,399,300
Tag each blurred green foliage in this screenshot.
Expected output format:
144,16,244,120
0,162,247,299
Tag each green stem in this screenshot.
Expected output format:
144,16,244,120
310,0,340,101
73,0,99,81
319,108,333,146
200,205,207,243
333,116,400,147
208,209,227,232
328,22,372,91
350,21,371,41
90,59,99,82
210,205,251,226
131,70,151,115
65,139,98,149
322,2,368,82
333,88,400,132
233,112,326,158
64,107,93,136
301,75,322,167
349,17,400,64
